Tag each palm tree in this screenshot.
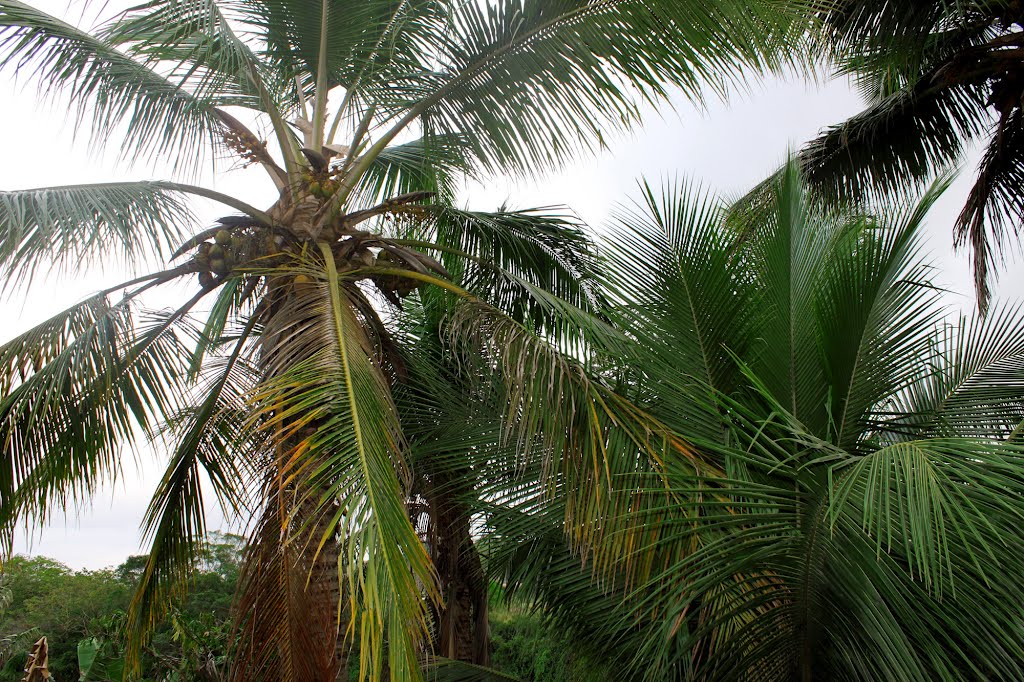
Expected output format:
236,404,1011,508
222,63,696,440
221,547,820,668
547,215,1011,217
0,1,807,680
485,162,1024,679
800,0,1024,313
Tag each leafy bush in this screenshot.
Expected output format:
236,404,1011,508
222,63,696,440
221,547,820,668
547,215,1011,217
0,533,243,681
489,603,613,682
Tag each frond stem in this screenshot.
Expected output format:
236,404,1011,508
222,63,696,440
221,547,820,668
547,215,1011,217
156,182,273,225
311,0,331,151
99,264,197,297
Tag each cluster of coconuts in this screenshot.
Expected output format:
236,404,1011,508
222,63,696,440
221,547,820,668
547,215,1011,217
194,228,284,288
304,171,341,200
372,249,420,299
187,217,441,305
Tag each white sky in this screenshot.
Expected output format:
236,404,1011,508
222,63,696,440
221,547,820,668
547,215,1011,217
1,2,1021,570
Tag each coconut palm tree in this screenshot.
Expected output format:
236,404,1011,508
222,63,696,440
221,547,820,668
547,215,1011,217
482,162,1024,680
0,1,807,680
801,0,1024,313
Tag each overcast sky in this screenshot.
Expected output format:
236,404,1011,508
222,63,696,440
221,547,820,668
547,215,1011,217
1,2,1021,570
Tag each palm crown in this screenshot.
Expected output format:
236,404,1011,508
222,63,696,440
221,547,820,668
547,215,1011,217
498,163,1024,679
0,1,810,680
802,0,1024,312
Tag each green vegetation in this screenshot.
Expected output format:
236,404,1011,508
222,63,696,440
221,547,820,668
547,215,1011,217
563,162,1024,678
802,0,1024,312
0,1,811,679
0,1,1022,681
0,541,605,682
0,534,241,681
487,606,611,682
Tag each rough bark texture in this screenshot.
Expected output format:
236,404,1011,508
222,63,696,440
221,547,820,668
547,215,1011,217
231,278,348,682
229,488,345,682
430,473,490,665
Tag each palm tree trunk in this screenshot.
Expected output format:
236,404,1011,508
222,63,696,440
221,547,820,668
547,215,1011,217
430,473,489,665
296,497,345,679
230,489,344,682
232,280,349,681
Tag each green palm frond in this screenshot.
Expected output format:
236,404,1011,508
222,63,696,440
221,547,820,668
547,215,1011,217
820,513,1024,681
800,78,990,205
97,0,300,180
240,0,437,113
446,297,709,578
238,247,437,681
429,206,605,325
98,0,265,106
481,479,665,679
318,247,437,681
0,291,206,541
362,0,806,176
124,314,263,672
0,181,196,287
801,0,1024,310
603,178,752,442
814,178,949,450
0,1,241,172
620,401,1024,680
740,161,835,431
953,106,1024,310
558,160,1024,679
351,135,471,207
829,438,1024,595
880,302,1024,440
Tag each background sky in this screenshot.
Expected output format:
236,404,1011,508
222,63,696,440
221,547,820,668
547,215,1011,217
1,2,1021,570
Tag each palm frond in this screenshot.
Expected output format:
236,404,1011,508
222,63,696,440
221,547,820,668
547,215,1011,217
0,290,206,542
581,159,1024,678
954,107,1024,312
0,181,196,288
830,438,1024,596
97,0,300,180
427,205,606,328
815,178,949,450
801,0,1022,310
603,178,753,443
740,161,835,432
880,302,1024,440
800,79,990,204
349,135,471,207
339,0,810,186
240,0,438,111
98,0,264,107
123,313,263,673
446,297,710,583
239,246,437,682
0,0,237,172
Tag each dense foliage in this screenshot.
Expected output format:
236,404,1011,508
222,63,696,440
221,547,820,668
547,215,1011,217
1,1,1023,681
0,539,602,682
0,1,810,679
803,0,1024,311
0,533,241,681
486,162,1024,679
